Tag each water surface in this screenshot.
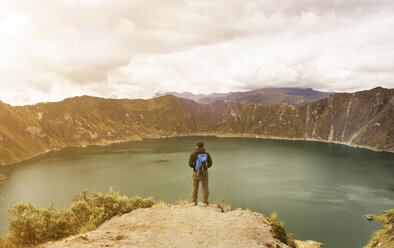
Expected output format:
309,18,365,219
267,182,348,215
0,136,393,248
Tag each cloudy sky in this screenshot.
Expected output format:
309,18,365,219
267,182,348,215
1,0,394,105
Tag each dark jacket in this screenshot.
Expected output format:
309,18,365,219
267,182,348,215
189,147,213,172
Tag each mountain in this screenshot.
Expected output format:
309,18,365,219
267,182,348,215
0,87,392,166
157,88,333,105
155,91,229,102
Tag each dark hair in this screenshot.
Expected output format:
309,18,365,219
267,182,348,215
196,141,204,148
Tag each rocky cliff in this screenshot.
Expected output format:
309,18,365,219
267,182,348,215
0,87,392,166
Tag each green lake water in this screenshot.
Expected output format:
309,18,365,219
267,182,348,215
0,136,393,248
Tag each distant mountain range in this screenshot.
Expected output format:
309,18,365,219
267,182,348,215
0,87,392,167
156,88,333,105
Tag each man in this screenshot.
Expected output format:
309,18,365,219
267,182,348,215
189,141,213,206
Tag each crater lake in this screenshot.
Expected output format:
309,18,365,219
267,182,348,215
0,136,393,248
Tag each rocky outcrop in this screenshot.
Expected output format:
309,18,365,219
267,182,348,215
0,87,392,166
364,210,394,248
295,240,323,248
44,203,321,248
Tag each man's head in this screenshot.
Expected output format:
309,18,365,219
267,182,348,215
196,141,204,149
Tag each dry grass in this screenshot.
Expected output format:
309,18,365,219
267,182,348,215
269,212,277,222
215,200,231,213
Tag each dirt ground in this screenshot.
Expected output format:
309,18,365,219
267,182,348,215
44,203,321,248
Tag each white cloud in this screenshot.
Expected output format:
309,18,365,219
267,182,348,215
0,0,393,105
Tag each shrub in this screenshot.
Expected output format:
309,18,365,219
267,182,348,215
271,221,287,242
129,196,155,209
7,202,77,246
3,188,155,246
286,232,297,248
71,188,155,229
271,219,297,248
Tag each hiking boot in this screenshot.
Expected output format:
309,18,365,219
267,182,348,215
204,202,209,207
193,202,198,206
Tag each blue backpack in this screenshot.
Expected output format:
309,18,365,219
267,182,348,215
196,153,208,173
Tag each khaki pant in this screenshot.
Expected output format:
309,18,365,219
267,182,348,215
191,171,209,204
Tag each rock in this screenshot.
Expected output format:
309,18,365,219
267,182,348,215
295,240,323,248
365,214,375,221
44,203,315,248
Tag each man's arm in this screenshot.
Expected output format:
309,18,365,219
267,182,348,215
207,152,213,168
189,152,195,169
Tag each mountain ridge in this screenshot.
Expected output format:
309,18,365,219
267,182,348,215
0,87,392,168
157,87,333,105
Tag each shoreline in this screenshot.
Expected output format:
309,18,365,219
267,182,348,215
0,132,392,181
150,132,393,153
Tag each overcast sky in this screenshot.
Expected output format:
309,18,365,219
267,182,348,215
1,0,394,105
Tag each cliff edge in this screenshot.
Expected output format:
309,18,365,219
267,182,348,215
44,203,322,248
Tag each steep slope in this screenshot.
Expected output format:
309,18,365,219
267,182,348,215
44,203,322,248
0,87,392,167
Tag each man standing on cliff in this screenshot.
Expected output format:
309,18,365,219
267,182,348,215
189,141,213,206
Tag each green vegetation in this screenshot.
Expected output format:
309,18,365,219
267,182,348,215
270,212,297,248
0,188,155,247
365,210,394,248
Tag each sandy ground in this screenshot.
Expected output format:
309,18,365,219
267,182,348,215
44,203,321,248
